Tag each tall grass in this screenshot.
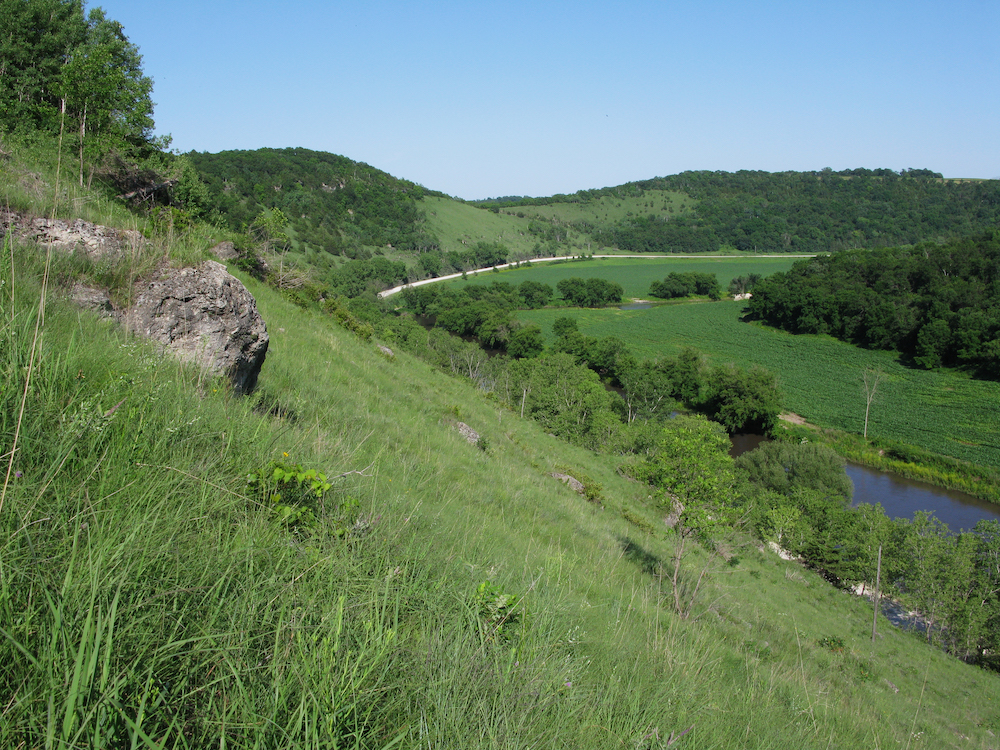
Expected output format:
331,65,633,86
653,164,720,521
4,214,1000,747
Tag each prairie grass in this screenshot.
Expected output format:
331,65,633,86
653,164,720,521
4,179,1000,747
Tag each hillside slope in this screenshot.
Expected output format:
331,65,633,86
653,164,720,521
4,201,1000,747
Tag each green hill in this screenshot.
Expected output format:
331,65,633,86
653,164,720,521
4,135,1000,750
186,148,1000,296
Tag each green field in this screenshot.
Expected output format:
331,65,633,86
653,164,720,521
446,256,802,299
518,301,1000,468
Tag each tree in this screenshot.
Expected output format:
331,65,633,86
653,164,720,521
507,325,545,359
735,441,851,500
556,277,624,307
702,364,782,435
860,366,885,439
673,347,704,404
633,414,737,507
518,280,553,308
250,208,290,254
58,7,155,183
0,0,87,133
552,316,578,337
619,358,677,423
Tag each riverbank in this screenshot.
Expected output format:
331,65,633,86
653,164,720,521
777,417,1000,506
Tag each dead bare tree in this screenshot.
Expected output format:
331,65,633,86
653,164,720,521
861,366,886,439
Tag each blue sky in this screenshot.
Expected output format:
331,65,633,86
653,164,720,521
95,0,999,200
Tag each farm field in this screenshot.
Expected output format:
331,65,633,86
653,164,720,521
446,256,802,299
519,301,1000,469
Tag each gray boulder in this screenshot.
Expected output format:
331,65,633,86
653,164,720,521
123,261,268,394
0,210,145,262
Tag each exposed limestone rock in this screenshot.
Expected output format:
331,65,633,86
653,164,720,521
0,210,146,262
209,241,239,261
123,261,269,394
456,422,480,445
377,344,395,358
70,283,115,317
550,472,585,494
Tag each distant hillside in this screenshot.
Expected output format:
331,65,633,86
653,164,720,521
187,147,443,257
480,168,1000,254
187,150,1000,295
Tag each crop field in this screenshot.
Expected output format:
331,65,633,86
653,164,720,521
447,256,802,299
519,301,1000,469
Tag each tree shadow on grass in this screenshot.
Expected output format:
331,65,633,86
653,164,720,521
618,536,664,576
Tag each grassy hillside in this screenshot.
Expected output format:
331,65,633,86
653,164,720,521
4,148,1000,747
419,195,545,257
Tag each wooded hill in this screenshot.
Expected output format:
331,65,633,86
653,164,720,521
187,148,442,256
189,148,1000,267
482,169,1000,255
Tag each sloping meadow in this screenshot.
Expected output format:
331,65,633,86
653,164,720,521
3,242,1000,748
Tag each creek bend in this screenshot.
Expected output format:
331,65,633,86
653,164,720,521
730,434,1000,531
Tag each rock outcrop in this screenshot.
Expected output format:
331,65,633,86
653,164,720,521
6,209,269,394
455,422,481,445
550,472,585,494
1,210,145,262
123,261,269,394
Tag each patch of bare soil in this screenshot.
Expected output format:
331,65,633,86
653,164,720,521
779,412,814,427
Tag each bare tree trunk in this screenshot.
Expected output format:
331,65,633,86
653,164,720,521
862,366,885,439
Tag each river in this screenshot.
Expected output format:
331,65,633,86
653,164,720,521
729,434,1000,531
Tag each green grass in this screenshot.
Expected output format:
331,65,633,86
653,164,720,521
420,195,550,257
446,256,801,299
6,151,1000,748
520,301,1000,469
501,188,697,228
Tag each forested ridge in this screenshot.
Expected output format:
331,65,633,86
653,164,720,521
187,148,442,256
746,230,1000,377
481,168,1000,254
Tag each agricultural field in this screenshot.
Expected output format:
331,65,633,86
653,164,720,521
446,256,803,299
519,301,1000,469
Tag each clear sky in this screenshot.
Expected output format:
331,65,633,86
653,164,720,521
93,0,999,200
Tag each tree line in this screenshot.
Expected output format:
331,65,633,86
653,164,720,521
479,168,1000,254
745,230,1000,378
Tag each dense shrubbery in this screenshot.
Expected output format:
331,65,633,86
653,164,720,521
746,230,1000,377
556,277,624,307
649,271,721,300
